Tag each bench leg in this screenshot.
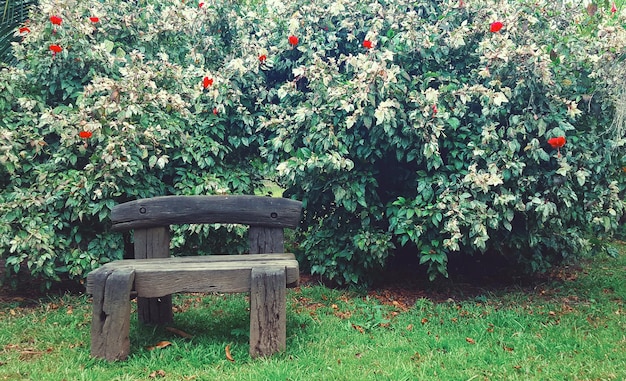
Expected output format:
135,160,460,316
137,297,173,325
90,268,135,361
134,227,173,325
249,267,286,358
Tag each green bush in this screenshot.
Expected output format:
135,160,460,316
0,0,268,286
259,0,626,283
1,0,624,287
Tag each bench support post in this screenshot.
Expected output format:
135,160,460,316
134,227,173,324
249,227,284,254
90,268,135,361
249,267,286,358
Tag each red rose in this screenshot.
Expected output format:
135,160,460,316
490,21,503,33
89,17,100,23
259,54,267,62
50,15,62,25
199,2,204,8
288,35,299,46
548,136,566,149
203,76,213,89
362,40,373,49
79,131,93,139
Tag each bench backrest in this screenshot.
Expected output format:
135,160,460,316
111,195,302,230
111,195,302,257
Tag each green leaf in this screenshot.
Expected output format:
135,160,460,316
103,40,115,53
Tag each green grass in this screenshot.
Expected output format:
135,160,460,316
1,243,625,380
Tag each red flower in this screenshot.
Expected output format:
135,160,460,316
49,44,62,54
490,21,503,33
203,76,213,88
432,104,438,116
288,35,299,46
213,108,219,115
611,2,617,13
19,27,30,34
89,17,100,23
362,39,373,49
199,2,204,8
50,15,62,25
258,54,267,62
79,131,93,139
548,136,566,149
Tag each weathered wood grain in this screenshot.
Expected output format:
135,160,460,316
249,267,286,358
111,195,302,231
85,254,299,294
90,268,135,361
134,227,172,324
249,227,284,254
87,255,299,298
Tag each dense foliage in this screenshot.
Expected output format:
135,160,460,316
0,0,624,286
261,0,626,283
0,0,267,285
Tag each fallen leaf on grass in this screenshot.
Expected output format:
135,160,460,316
466,337,476,344
19,348,53,361
334,311,352,319
149,369,166,378
351,324,365,334
165,327,193,339
502,344,514,352
146,341,172,351
225,344,235,362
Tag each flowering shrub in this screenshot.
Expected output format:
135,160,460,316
258,0,626,283
0,0,624,286
0,0,268,285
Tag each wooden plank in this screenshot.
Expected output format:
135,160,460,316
135,267,254,296
134,227,172,325
88,255,300,297
99,253,297,267
249,267,286,358
111,195,302,231
90,268,135,361
105,261,299,277
249,227,284,254
131,262,298,297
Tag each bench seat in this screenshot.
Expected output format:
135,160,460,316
86,254,299,297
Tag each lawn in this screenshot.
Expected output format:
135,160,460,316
1,242,625,381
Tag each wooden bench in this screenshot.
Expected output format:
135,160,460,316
85,195,302,361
